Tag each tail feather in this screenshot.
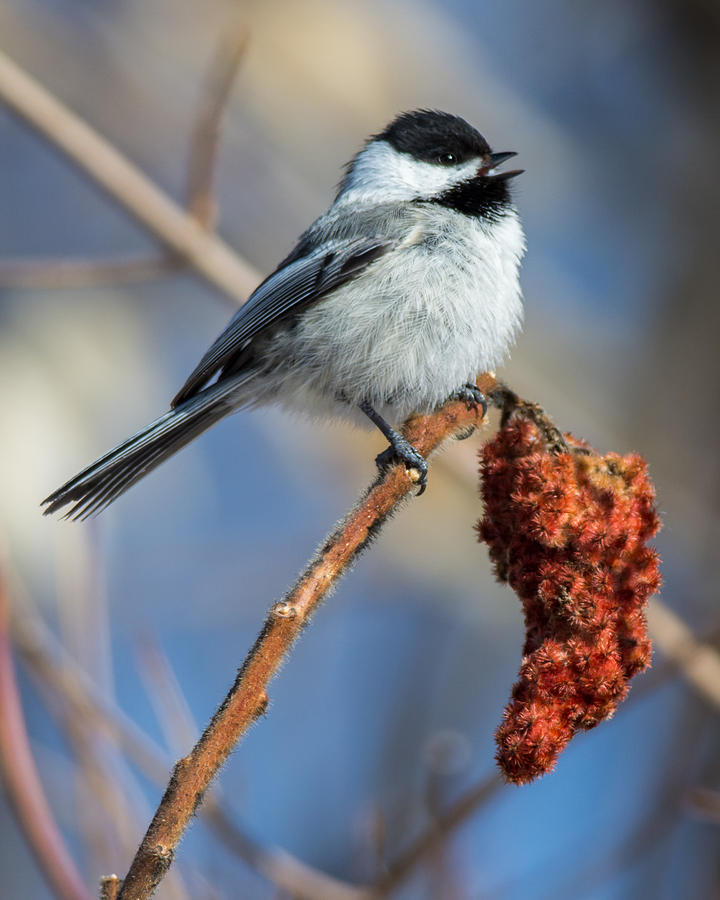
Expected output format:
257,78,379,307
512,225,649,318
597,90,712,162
42,372,255,520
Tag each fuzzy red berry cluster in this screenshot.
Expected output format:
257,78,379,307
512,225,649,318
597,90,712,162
477,416,661,784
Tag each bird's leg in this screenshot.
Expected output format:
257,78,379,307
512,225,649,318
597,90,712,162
451,383,488,417
358,401,428,495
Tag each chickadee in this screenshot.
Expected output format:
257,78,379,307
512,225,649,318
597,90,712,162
43,109,525,519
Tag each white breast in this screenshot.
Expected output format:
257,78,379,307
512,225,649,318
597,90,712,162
261,205,525,424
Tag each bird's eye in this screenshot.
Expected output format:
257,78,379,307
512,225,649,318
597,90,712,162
437,153,457,165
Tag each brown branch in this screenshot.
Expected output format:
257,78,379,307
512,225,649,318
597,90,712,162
0,50,259,304
186,29,249,228
100,876,122,900
115,374,495,900
0,565,93,900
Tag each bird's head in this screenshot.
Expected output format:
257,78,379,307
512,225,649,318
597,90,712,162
337,109,523,217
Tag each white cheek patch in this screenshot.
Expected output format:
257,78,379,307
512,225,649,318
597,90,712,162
338,141,481,205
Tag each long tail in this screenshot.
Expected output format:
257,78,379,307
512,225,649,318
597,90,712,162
42,371,256,520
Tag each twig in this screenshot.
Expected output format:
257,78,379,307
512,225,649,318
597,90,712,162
14,614,172,786
136,635,198,757
0,255,181,290
186,29,249,228
373,774,502,897
488,382,568,452
0,28,248,293
100,876,122,900
0,565,93,900
369,634,720,897
0,50,259,303
205,805,369,900
115,374,495,900
646,601,720,708
685,788,720,825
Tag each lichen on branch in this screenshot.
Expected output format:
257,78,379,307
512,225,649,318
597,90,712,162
477,411,661,784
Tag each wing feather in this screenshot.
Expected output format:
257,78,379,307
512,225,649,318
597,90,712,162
172,236,394,407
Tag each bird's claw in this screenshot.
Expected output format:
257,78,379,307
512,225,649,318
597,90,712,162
375,438,428,495
453,383,488,417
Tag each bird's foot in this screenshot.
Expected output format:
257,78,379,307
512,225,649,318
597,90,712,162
452,383,488,417
376,437,428,495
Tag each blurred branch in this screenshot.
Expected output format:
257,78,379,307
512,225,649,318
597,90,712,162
0,565,92,900
373,774,502,897
14,611,367,900
646,601,720,708
0,256,182,290
14,614,171,784
34,673,190,900
0,49,259,302
0,28,249,292
115,375,494,900
372,621,720,896
186,29,249,228
136,636,198,757
686,787,720,825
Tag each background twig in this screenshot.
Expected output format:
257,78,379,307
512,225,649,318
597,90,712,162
646,602,720,708
0,256,182,290
0,50,258,303
186,29,249,228
0,562,93,900
13,609,364,900
0,29,248,293
373,774,502,897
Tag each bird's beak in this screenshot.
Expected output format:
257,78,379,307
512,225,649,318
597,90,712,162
480,151,524,182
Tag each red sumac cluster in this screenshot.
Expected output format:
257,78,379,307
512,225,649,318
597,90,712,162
477,417,661,784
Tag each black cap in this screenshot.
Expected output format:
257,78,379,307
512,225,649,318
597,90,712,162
374,109,491,165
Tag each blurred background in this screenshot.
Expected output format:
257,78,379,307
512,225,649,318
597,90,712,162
1,0,719,898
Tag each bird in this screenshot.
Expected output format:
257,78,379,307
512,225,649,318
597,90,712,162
42,109,525,520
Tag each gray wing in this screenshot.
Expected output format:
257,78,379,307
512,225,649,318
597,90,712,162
171,235,395,407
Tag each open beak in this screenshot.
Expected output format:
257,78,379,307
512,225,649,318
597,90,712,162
480,151,524,182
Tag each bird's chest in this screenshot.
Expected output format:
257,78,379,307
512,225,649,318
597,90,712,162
357,212,522,371
284,209,524,413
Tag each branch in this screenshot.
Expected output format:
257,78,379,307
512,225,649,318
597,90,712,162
115,374,494,900
646,601,720,708
186,29,249,228
0,255,181,290
0,50,259,304
373,774,502,897
686,788,720,825
0,28,249,293
135,635,198,757
0,564,93,900
100,876,122,900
